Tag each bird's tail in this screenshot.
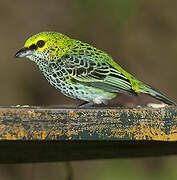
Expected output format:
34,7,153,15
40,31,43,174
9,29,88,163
139,85,176,105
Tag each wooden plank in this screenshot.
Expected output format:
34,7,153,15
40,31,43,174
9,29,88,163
0,106,176,163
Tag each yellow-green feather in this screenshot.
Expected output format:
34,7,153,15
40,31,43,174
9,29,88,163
21,31,175,105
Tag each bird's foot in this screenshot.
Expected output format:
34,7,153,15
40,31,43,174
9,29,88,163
78,102,95,108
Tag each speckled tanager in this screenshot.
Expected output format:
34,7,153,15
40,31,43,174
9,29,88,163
14,32,176,107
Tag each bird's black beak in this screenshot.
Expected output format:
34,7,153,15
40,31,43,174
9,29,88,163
14,47,34,58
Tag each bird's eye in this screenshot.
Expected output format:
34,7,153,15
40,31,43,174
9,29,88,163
29,44,38,50
37,40,45,48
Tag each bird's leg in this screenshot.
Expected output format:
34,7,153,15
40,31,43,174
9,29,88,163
78,102,95,108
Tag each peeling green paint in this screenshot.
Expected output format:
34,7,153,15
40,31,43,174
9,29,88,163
0,106,176,141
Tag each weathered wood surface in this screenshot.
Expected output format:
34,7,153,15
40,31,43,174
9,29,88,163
0,106,176,163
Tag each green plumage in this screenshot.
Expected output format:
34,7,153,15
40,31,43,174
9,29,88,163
15,32,176,106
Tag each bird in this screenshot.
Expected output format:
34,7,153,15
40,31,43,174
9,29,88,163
14,32,176,107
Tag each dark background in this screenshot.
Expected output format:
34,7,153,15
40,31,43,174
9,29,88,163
0,0,177,179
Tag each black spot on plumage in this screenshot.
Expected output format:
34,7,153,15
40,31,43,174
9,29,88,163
53,74,57,78
110,73,130,83
87,66,94,72
79,50,85,54
80,59,84,66
57,72,61,76
73,69,76,76
61,69,66,73
46,77,50,81
66,64,74,68
70,78,78,84
102,63,107,66
95,52,100,56
87,47,92,50
97,63,102,67
79,52,84,56
59,61,64,66
95,69,109,74
56,79,61,83
67,69,72,74
89,60,97,66
77,67,86,75
50,63,58,69
75,58,79,63
85,51,90,55
91,71,106,79
63,54,70,59
72,50,78,53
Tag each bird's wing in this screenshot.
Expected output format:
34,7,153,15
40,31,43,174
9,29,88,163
61,53,135,95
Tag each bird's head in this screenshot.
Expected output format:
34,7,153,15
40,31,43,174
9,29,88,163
15,32,73,62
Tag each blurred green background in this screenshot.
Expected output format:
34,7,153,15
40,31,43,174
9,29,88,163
0,0,177,179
